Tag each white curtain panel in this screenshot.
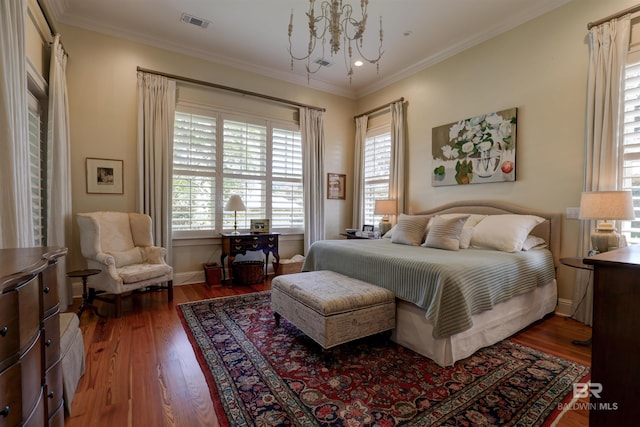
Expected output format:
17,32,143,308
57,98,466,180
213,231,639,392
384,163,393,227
390,101,406,216
0,0,33,248
575,15,630,325
47,35,73,309
300,107,325,253
352,115,368,229
136,72,176,263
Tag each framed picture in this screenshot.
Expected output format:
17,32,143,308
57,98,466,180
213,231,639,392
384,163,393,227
327,173,346,200
250,219,270,233
362,224,374,232
86,158,124,194
431,108,517,186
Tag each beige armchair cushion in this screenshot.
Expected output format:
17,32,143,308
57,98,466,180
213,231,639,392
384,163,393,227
119,263,172,284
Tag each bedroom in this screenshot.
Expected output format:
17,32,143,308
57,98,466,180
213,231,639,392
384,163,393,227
3,0,638,425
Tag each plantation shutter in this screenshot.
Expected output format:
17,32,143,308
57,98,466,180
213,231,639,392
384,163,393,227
172,111,216,232
272,126,303,230
363,128,391,225
222,118,267,230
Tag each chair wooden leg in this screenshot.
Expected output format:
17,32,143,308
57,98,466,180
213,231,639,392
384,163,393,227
167,280,174,302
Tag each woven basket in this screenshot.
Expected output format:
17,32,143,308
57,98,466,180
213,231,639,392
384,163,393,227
232,261,264,285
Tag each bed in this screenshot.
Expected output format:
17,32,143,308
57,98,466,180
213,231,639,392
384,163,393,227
302,200,561,366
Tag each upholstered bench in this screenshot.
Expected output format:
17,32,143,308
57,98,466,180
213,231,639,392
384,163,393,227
271,270,396,349
59,312,85,415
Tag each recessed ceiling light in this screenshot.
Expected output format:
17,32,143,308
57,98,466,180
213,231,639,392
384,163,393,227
354,60,364,67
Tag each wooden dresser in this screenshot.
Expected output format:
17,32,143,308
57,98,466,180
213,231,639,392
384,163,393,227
583,245,640,426
220,233,280,283
0,247,67,427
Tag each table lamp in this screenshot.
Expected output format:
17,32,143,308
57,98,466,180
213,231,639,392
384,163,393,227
579,190,634,253
225,194,246,235
374,199,397,236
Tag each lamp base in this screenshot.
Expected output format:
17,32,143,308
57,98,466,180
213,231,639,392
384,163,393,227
378,220,392,236
591,229,625,253
231,229,241,235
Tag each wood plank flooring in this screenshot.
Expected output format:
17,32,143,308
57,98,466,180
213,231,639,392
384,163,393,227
63,280,591,427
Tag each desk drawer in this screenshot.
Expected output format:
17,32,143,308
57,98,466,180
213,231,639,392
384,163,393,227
0,363,22,427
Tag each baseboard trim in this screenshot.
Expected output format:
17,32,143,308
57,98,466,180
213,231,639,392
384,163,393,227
555,297,573,317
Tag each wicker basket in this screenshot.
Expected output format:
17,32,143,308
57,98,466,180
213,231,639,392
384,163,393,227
203,263,222,287
232,261,264,285
273,261,304,276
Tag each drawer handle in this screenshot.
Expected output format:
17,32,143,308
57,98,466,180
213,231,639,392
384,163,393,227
48,391,54,399
46,339,52,347
43,287,50,294
0,326,7,337
0,406,9,417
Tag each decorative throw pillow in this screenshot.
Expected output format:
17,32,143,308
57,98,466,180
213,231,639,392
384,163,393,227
391,214,430,246
422,215,470,251
426,213,487,249
107,247,144,268
382,225,396,238
470,214,545,252
522,235,547,251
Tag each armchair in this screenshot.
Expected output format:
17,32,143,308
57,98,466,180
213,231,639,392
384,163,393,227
76,211,173,317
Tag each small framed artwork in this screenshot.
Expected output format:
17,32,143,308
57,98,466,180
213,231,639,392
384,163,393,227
327,173,346,200
250,219,270,233
86,158,123,194
362,224,375,232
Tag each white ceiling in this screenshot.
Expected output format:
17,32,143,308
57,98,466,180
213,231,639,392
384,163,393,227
44,0,570,98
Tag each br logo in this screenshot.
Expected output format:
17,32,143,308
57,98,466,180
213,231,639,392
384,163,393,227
573,382,603,399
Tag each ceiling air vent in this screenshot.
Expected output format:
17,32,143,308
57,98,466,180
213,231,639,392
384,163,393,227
314,58,332,67
180,13,210,29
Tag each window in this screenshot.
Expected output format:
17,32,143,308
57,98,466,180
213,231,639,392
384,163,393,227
622,57,640,244
363,126,391,225
28,91,47,246
172,105,303,237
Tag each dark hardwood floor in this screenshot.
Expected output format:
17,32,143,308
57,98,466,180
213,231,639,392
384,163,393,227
63,279,591,427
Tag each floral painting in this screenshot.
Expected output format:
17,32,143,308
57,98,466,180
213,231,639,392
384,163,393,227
431,108,517,186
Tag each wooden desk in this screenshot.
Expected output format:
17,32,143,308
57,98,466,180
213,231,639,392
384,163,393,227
220,233,280,283
583,246,640,426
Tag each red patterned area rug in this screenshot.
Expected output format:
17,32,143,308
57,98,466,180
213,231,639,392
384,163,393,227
177,291,589,426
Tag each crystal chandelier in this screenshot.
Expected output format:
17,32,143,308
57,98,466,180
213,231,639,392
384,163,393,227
288,0,384,83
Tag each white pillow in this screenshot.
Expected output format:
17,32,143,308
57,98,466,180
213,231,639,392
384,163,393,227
470,214,545,252
426,214,486,249
422,215,470,251
522,235,547,251
391,214,430,246
382,225,396,238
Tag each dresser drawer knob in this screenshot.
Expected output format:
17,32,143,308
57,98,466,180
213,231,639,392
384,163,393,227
43,286,50,294
0,406,9,417
48,391,54,399
46,339,52,347
0,326,7,337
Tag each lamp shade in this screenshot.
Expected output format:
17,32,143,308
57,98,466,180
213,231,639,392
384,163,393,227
374,199,397,216
579,191,634,221
224,194,246,211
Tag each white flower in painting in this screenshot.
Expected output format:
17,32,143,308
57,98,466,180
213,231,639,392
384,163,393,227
498,121,512,138
468,115,484,127
449,121,465,141
461,141,474,154
477,141,492,152
485,112,504,127
441,145,459,159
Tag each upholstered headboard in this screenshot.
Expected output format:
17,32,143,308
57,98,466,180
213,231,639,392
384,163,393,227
415,200,562,267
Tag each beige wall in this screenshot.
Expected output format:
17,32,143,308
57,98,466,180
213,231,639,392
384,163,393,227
355,0,639,310
58,25,356,283
52,0,636,310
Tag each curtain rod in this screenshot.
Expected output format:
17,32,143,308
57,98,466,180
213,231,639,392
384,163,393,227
136,67,325,112
354,97,404,119
587,3,640,29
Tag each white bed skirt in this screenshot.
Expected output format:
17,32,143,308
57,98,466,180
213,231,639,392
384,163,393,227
391,279,557,367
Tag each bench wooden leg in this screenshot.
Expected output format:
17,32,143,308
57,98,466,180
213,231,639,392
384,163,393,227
274,312,281,327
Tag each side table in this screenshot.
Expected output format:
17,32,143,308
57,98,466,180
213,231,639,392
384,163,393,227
67,268,102,317
220,233,280,285
559,257,593,346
